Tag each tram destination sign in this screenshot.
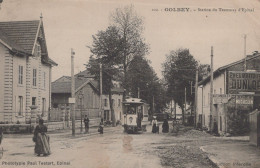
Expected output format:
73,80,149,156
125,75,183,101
228,71,260,92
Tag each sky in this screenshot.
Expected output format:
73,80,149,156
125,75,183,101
0,0,260,81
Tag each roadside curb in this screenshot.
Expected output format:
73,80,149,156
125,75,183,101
200,146,220,168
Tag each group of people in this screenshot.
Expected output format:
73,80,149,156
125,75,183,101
152,117,169,134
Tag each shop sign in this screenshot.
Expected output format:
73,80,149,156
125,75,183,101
228,71,260,93
213,94,231,104
235,95,253,105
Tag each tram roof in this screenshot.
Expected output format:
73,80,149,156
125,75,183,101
123,98,144,104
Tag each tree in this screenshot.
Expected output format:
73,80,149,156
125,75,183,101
87,5,149,125
162,49,198,123
86,56,119,127
126,56,167,113
110,5,149,99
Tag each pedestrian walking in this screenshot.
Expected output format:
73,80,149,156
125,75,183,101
98,119,104,134
152,116,158,133
84,115,89,134
33,118,51,156
162,119,169,133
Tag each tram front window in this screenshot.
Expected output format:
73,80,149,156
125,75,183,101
127,106,136,114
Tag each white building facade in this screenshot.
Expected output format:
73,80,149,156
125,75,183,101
0,20,57,123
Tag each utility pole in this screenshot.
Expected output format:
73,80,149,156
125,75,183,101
99,63,103,120
190,81,193,95
210,46,214,131
170,100,173,115
194,69,198,127
71,48,75,136
152,95,155,115
244,34,247,71
184,87,186,124
174,101,176,119
138,87,140,98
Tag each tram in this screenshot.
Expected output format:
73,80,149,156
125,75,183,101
122,98,149,133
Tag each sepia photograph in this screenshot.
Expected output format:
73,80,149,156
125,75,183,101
0,0,259,167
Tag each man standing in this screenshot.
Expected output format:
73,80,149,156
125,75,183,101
84,115,89,134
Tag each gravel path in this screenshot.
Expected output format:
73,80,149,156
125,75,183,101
151,126,223,168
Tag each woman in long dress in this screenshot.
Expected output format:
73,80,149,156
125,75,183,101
33,118,51,156
152,117,157,133
162,119,169,133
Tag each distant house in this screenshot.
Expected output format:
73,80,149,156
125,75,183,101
0,19,57,123
51,70,100,119
197,52,260,135
103,87,124,123
52,69,124,121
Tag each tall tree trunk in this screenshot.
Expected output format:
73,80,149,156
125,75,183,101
108,83,116,127
123,61,127,101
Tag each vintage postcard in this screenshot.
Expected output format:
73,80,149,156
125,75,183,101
0,0,259,168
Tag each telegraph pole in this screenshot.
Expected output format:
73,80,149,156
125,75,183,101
194,69,198,127
137,87,140,98
71,49,75,136
99,63,103,120
184,87,186,124
244,34,247,71
210,46,214,131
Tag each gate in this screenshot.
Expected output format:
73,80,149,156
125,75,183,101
249,110,260,147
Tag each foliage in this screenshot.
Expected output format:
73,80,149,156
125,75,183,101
126,56,167,113
227,107,250,135
162,48,210,122
162,49,198,110
109,5,149,97
86,55,118,126
87,5,150,125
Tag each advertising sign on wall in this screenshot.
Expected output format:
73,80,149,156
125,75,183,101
228,71,260,93
235,95,254,105
213,94,232,104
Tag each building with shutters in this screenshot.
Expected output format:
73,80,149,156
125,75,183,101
0,19,57,123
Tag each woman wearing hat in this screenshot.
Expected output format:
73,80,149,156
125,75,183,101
33,118,50,156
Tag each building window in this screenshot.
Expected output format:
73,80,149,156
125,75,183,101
104,99,108,107
220,88,222,94
18,65,23,84
42,98,46,116
36,43,41,57
32,97,36,106
214,89,216,94
33,69,37,86
118,99,121,107
43,72,46,89
18,96,23,116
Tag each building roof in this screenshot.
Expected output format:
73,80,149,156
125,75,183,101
0,20,57,66
0,20,40,54
0,27,27,54
52,70,99,94
52,69,124,95
198,53,260,86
